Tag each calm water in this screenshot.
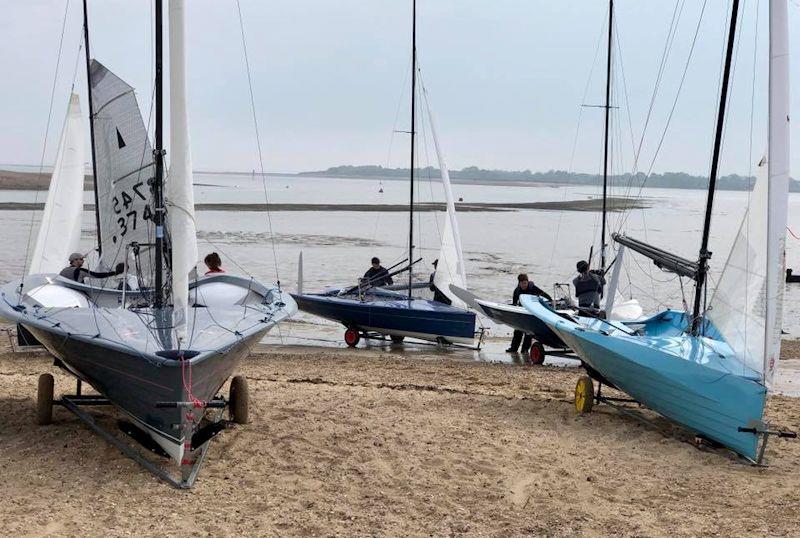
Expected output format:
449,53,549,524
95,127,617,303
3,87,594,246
4,172,800,338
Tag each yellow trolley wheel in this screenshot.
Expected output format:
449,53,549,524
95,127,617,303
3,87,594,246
574,376,595,414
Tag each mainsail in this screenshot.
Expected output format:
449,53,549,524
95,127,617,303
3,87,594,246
90,60,156,282
168,0,199,341
30,93,85,275
423,86,467,309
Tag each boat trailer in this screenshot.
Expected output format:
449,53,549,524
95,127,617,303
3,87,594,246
573,370,796,465
37,363,247,489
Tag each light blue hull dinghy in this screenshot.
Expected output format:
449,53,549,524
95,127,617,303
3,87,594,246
521,297,766,460
518,0,796,463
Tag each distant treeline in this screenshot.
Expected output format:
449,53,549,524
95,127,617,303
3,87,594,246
299,165,800,192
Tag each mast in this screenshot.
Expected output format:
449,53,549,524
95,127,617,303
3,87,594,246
600,0,613,272
691,0,740,334
82,0,102,255
153,0,166,308
407,0,416,301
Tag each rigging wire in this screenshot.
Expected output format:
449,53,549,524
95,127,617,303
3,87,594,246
235,0,281,286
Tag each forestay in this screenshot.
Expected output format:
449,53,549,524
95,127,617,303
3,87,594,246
422,86,467,309
90,60,156,282
30,93,85,275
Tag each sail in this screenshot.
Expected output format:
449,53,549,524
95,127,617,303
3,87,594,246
168,0,198,342
422,86,467,309
90,60,156,282
708,158,771,377
30,93,85,274
764,0,790,385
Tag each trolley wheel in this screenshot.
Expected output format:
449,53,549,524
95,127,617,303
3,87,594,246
574,376,595,414
37,373,54,425
390,335,405,344
528,342,546,365
344,328,361,347
229,375,250,424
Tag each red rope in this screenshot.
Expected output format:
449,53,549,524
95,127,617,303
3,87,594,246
180,354,205,409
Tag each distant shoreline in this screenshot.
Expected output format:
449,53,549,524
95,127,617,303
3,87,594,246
5,165,794,192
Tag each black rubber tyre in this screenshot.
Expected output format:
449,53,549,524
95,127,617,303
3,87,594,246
390,335,405,344
229,375,250,424
37,373,54,425
528,341,546,365
344,328,361,347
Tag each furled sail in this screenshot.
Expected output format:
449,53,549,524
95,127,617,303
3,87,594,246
90,60,156,283
168,0,198,342
30,93,85,275
422,85,467,309
764,0,790,385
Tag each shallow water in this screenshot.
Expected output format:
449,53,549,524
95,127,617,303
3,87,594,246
3,172,800,340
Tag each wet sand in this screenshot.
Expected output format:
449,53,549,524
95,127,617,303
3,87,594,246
1,333,799,536
0,197,648,213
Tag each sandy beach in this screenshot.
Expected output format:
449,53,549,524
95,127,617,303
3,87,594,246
1,329,799,537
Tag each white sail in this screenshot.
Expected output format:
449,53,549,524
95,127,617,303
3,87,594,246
764,0,790,385
30,93,85,275
708,158,770,377
168,0,199,342
422,85,467,309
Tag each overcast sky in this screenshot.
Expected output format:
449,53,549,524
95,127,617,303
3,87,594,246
2,1,799,176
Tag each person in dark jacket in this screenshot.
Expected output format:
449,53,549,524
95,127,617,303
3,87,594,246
428,259,452,305
363,257,393,287
573,260,605,308
506,273,552,353
59,252,124,283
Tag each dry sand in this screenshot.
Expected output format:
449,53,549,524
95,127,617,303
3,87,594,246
1,335,799,537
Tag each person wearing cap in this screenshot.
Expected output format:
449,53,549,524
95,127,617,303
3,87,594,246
59,252,124,283
428,259,452,305
573,260,605,309
507,273,552,353
363,257,393,287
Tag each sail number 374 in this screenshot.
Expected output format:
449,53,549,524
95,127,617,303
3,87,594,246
111,181,152,244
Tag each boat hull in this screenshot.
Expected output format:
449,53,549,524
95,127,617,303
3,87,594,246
521,297,766,460
292,293,476,345
474,299,567,349
0,274,296,463
27,322,264,461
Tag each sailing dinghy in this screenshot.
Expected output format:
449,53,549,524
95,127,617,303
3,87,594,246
0,0,295,487
467,0,641,364
521,0,795,462
292,0,477,348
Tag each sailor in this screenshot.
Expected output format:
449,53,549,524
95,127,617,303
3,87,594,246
429,259,452,305
363,257,393,287
573,260,605,309
204,252,225,275
59,252,124,283
506,273,552,353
